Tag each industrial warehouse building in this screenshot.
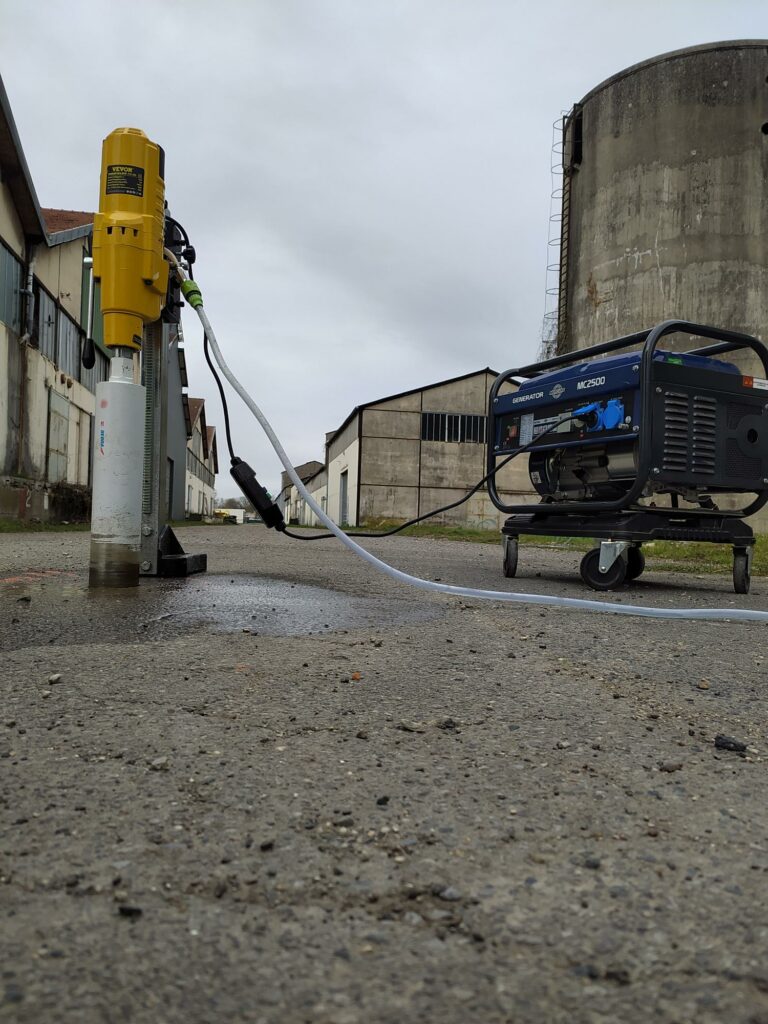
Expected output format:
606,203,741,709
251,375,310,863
0,75,215,523
284,369,528,529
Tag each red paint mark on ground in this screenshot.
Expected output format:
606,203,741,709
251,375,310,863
0,569,78,585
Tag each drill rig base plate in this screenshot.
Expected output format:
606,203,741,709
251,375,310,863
156,525,208,578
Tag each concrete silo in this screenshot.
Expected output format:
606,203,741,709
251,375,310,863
556,41,768,365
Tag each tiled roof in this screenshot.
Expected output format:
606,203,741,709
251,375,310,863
187,397,204,429
206,426,219,474
41,208,93,232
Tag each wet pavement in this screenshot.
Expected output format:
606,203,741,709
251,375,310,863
1,570,440,651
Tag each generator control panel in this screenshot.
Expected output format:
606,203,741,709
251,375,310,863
494,350,738,455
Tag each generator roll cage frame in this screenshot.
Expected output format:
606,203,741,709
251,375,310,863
487,319,768,520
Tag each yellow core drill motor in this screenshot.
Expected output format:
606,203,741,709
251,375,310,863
89,127,168,588
92,127,169,349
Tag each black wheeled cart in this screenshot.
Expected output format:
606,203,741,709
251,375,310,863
487,321,768,594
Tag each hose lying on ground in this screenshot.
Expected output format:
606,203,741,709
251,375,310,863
166,249,768,623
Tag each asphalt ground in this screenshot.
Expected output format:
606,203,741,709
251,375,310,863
1,526,767,1024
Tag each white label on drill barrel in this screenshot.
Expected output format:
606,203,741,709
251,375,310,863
520,413,534,446
750,377,768,390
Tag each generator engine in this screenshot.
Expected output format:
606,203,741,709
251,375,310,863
492,346,768,509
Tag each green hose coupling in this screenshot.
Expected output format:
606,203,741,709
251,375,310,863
181,280,204,309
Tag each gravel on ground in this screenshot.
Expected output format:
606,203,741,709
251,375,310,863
2,527,767,1024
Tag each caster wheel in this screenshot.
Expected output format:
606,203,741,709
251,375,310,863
733,551,751,594
626,547,645,581
580,548,627,591
503,536,519,578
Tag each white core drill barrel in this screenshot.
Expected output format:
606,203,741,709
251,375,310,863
89,356,146,587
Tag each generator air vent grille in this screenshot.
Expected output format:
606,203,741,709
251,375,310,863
662,391,690,473
661,392,717,475
691,395,717,476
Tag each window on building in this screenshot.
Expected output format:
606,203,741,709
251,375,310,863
80,347,109,394
187,484,192,514
57,311,81,378
421,412,487,444
97,350,109,383
37,288,57,361
0,243,22,333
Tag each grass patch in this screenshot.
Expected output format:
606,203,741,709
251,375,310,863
0,519,89,533
520,535,768,575
290,520,767,576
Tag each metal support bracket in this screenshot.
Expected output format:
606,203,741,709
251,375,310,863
599,540,631,574
139,321,206,579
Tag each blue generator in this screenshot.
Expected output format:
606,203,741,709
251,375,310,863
487,321,768,593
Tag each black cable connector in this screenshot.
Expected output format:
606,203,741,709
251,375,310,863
230,458,286,531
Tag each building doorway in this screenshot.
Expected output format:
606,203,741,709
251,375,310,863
339,470,349,525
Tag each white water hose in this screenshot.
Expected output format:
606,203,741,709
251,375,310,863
168,254,768,623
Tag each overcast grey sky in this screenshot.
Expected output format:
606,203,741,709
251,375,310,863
1,1,765,497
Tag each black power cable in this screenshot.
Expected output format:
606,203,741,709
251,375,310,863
282,414,581,540
203,333,237,462
170,226,236,463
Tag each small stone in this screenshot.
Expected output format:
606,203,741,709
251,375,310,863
714,735,747,752
149,757,169,771
47,673,62,684
584,856,601,870
605,965,632,986
697,680,710,690
376,795,390,806
435,885,462,902
556,740,570,750
402,911,424,927
437,718,457,731
259,840,275,852
118,905,142,919
659,761,683,773
356,730,369,740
